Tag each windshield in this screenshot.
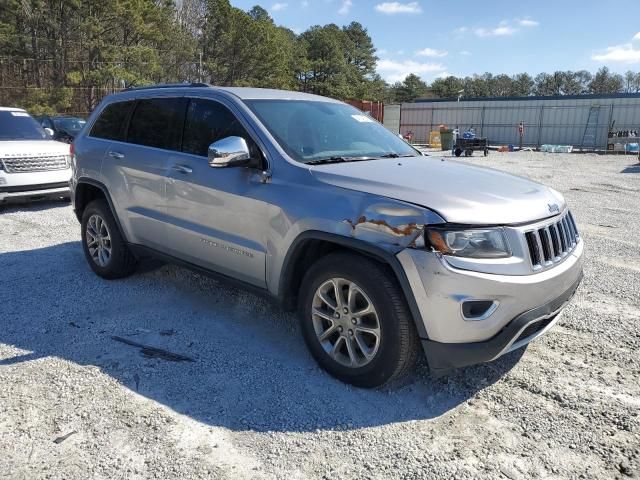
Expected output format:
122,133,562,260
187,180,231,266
0,111,48,140
53,117,86,133
245,100,418,163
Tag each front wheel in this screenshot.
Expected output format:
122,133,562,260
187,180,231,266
299,253,419,388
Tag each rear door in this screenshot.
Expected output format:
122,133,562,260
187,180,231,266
164,97,269,287
101,96,186,251
80,99,136,206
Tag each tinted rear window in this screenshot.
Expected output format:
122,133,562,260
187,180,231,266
90,101,134,141
126,98,185,150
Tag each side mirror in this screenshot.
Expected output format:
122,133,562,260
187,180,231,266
44,127,54,138
208,136,251,168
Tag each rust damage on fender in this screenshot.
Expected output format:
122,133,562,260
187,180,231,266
344,216,421,237
343,203,428,248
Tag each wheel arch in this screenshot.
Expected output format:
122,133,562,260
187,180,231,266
278,231,429,339
74,178,128,242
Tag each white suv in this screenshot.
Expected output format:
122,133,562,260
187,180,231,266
0,107,72,204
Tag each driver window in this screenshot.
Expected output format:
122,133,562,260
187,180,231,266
182,99,261,162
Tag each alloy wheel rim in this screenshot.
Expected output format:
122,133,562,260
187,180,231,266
86,214,112,267
311,277,381,368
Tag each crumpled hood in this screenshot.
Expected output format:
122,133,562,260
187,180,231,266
310,156,566,225
0,140,70,158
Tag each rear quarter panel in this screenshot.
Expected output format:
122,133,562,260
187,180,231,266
71,135,111,201
71,99,121,216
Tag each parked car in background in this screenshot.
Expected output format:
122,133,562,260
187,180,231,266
0,107,72,204
70,85,583,387
34,115,86,143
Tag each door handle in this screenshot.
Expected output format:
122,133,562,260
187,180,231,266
171,164,193,174
108,151,124,160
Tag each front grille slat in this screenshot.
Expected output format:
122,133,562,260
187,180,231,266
533,230,545,266
564,218,573,248
544,227,555,259
538,228,552,262
564,218,574,247
524,210,579,270
568,211,580,240
565,217,576,244
525,231,541,267
557,219,567,252
1,155,69,173
563,217,573,243
569,219,575,243
549,225,561,258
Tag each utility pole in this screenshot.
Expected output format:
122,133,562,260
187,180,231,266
199,51,203,83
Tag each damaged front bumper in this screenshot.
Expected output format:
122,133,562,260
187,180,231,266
396,239,584,373
421,272,581,373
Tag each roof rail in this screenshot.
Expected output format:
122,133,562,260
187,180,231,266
124,83,210,91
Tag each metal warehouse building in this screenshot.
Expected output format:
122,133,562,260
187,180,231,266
384,93,640,149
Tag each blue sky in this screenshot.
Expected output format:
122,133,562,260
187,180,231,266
230,0,640,83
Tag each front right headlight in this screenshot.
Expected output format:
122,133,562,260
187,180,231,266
425,227,511,259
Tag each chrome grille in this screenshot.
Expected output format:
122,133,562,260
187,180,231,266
1,155,69,173
524,211,579,270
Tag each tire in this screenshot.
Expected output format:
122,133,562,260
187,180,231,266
454,148,462,157
298,252,419,388
81,199,138,279
465,149,473,157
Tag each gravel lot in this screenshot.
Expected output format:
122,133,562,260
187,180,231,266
1,151,639,480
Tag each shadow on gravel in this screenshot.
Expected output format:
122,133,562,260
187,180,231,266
0,242,524,433
621,164,640,174
0,198,71,213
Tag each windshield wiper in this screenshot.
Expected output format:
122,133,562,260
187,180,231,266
306,156,379,165
379,153,417,158
306,153,418,165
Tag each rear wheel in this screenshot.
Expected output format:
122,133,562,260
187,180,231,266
299,253,419,388
81,199,137,279
454,148,463,157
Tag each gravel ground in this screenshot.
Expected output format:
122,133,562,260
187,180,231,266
0,151,639,480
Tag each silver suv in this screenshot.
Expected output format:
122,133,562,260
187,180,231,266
71,84,584,387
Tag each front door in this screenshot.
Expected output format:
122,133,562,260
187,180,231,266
164,98,268,288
